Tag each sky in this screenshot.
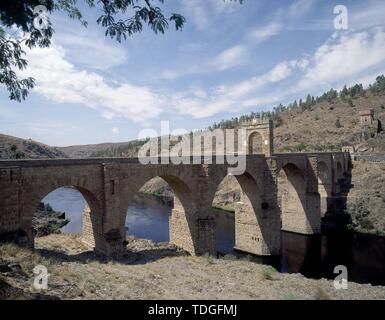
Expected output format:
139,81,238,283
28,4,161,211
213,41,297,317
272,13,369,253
1,0,385,147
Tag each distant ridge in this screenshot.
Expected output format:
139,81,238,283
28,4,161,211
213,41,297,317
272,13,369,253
0,133,67,159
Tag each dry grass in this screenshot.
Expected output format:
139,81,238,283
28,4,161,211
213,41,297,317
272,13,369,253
1,234,385,300
313,287,331,300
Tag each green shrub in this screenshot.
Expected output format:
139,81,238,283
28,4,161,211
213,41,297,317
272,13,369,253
294,143,306,152
261,266,277,280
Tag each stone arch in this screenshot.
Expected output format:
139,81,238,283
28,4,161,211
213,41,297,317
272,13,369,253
24,183,103,251
278,163,311,234
211,170,280,256
318,161,332,217
242,119,273,156
248,131,263,154
122,173,199,255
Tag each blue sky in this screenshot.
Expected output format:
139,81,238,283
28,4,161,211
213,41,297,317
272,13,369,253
1,0,385,146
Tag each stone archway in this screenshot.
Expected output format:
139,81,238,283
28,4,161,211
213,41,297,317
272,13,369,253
241,119,274,156
162,175,199,254
211,172,280,256
278,163,309,234
25,185,103,252
121,174,202,255
248,132,263,154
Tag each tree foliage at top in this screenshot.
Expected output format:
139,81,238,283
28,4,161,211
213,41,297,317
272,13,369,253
0,0,241,102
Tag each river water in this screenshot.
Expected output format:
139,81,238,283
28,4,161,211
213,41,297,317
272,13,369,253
43,187,385,286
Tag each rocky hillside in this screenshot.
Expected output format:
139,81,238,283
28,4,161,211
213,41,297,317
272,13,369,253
345,161,385,234
0,134,66,159
274,92,385,153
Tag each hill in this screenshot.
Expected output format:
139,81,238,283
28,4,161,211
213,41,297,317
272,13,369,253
58,139,148,158
273,92,385,153
0,134,67,159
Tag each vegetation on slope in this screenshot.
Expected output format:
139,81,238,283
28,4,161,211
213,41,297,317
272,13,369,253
89,139,149,158
0,134,67,159
58,138,149,158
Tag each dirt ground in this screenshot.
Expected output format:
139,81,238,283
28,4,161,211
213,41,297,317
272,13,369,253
1,234,384,300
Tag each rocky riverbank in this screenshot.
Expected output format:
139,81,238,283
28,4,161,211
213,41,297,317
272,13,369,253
0,234,384,300
32,202,69,237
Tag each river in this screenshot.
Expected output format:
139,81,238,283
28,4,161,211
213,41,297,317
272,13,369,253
42,187,385,285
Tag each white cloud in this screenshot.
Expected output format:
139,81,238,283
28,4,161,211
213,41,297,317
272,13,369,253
290,1,385,31
15,16,385,126
158,44,249,80
247,22,282,44
20,43,164,122
170,60,299,118
58,34,128,70
350,1,385,30
298,28,385,89
213,45,248,70
169,26,385,120
215,60,300,100
112,127,120,134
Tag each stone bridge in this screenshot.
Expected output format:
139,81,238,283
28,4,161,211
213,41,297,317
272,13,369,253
0,151,350,258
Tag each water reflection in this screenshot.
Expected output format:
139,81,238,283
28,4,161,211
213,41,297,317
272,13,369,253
43,187,84,234
126,194,171,243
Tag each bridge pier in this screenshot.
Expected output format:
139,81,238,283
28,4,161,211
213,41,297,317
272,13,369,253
81,202,126,258
170,208,216,255
234,201,281,256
